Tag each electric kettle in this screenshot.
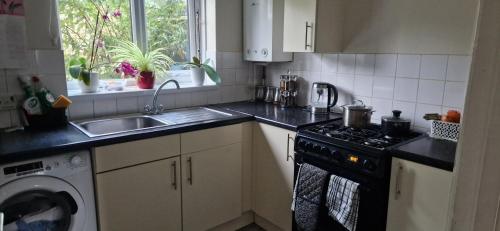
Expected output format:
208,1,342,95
309,82,338,114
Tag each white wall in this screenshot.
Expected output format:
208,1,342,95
265,53,470,131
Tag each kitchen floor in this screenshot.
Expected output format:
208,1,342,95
238,223,265,231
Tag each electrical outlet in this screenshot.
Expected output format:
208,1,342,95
0,95,17,111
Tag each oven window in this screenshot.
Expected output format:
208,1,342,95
0,190,77,231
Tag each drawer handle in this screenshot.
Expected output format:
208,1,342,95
171,161,177,190
305,22,313,50
187,157,193,185
395,163,403,200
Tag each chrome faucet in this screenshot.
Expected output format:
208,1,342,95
144,79,180,114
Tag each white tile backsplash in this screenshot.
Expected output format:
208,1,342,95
394,78,419,102
266,53,471,131
94,96,117,117
420,55,448,80
355,54,375,76
116,96,139,114
446,56,472,82
417,79,445,105
396,54,421,78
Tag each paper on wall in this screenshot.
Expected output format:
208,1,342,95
0,0,27,69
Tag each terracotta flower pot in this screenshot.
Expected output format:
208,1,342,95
137,71,155,89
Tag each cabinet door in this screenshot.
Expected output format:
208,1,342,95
96,157,182,231
283,0,317,52
386,158,453,231
253,123,296,231
182,143,243,231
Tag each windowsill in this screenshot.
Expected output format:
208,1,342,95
68,83,218,100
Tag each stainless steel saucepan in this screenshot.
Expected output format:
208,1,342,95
342,100,374,129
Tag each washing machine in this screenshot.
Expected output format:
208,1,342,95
0,150,97,231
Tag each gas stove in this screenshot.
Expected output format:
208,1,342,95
302,120,421,151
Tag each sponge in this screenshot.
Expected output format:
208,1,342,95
52,95,72,108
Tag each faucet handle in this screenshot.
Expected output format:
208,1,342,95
144,104,153,114
156,104,164,113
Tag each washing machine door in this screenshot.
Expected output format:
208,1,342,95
0,176,86,231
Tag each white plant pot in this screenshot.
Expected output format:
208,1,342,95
78,72,100,93
191,67,205,86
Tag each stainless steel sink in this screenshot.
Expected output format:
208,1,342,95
154,107,233,124
72,116,169,137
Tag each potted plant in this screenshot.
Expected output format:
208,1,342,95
111,40,174,89
185,57,221,86
68,57,100,93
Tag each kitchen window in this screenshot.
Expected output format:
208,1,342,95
59,0,204,95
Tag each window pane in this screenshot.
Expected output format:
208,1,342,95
59,0,132,79
145,0,191,65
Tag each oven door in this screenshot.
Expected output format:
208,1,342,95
293,151,390,231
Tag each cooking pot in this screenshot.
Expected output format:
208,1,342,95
381,110,411,137
342,103,374,128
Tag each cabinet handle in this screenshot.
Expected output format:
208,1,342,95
187,157,193,185
287,134,295,162
171,161,177,190
305,22,313,50
395,163,403,200
1,212,4,231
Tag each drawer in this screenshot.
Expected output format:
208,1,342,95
94,135,180,173
181,124,243,154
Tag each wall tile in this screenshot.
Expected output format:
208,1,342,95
221,68,236,86
338,54,356,74
116,96,139,114
336,74,355,105
392,101,416,121
293,53,322,72
93,96,117,117
374,54,397,76
414,103,442,128
417,80,445,105
175,92,192,108
222,52,238,69
394,78,419,102
354,75,373,97
372,77,395,99
206,90,221,105
420,55,448,80
0,70,6,92
235,69,249,85
158,94,176,109
322,54,338,73
69,99,94,120
446,56,471,82
355,54,375,76
371,98,393,120
443,81,466,108
320,72,336,84
191,91,208,106
138,95,152,113
5,70,23,95
396,55,421,78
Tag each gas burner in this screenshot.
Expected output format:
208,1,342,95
304,121,420,150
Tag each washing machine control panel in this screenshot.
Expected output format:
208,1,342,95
0,151,91,180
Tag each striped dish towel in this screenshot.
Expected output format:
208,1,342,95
326,175,360,231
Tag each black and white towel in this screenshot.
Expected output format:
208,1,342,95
326,175,360,231
292,163,329,231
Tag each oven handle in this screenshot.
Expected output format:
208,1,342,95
287,134,295,162
395,162,403,199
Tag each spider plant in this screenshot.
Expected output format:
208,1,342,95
185,56,221,85
110,40,174,74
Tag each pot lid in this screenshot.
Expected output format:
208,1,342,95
343,104,373,111
382,110,411,122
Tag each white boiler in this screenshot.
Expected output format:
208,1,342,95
243,0,293,62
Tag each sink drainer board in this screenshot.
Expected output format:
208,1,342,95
155,107,233,125
71,107,233,137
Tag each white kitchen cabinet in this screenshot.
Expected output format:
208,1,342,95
95,157,182,231
386,157,453,231
253,122,296,231
182,143,243,231
283,0,343,53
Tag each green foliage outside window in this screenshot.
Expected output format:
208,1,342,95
60,0,190,80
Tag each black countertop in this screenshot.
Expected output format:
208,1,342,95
392,135,457,171
213,101,343,131
0,101,457,171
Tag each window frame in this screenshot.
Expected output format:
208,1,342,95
130,0,201,60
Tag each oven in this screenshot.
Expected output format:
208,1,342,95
292,136,391,231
